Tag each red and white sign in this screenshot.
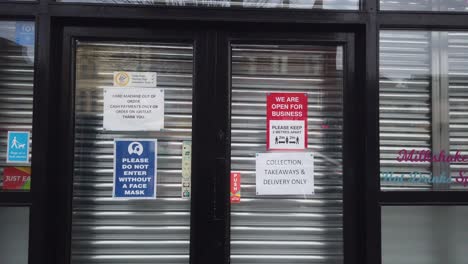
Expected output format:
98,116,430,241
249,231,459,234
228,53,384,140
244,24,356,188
230,172,241,203
2,167,31,190
267,93,308,150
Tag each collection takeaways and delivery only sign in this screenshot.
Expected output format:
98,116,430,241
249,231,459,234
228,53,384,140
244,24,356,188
256,152,314,195
113,139,157,199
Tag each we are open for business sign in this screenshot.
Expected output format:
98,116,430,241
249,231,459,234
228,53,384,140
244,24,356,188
266,93,308,150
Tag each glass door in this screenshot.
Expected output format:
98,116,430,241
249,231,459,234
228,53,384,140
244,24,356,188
55,27,358,264
227,36,356,264
69,39,195,264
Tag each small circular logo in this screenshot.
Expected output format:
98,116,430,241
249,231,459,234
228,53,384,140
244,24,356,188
128,142,144,156
114,72,130,87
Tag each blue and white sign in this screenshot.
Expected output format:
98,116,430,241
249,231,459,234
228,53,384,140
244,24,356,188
113,139,157,199
6,131,30,164
15,22,35,46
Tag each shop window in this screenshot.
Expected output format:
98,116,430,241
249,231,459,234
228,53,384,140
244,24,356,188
0,21,34,192
56,0,358,10
71,41,193,263
380,0,468,11
230,44,344,263
0,207,30,264
382,206,468,264
379,30,468,191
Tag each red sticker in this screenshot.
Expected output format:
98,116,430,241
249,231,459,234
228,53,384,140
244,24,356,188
266,93,308,150
3,167,31,190
230,172,241,203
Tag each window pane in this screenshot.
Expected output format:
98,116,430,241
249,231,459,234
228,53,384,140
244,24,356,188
382,206,468,264
380,30,468,191
230,44,344,264
0,21,34,192
71,41,193,264
56,0,358,10
380,0,468,12
0,207,30,264
379,30,433,191
448,32,468,190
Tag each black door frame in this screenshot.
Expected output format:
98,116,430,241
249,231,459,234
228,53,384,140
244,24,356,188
215,30,363,264
48,20,365,264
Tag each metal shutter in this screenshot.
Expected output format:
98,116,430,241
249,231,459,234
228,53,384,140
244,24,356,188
230,44,344,264
56,0,358,10
379,31,433,190
0,21,34,189
71,41,193,264
380,0,433,11
448,32,468,190
380,0,468,11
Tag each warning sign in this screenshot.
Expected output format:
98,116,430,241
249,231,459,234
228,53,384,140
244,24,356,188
113,139,157,199
267,93,308,150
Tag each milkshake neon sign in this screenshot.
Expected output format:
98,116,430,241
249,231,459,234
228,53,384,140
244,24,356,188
381,149,468,187
396,149,468,163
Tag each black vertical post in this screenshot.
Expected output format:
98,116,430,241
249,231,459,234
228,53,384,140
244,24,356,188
213,30,230,264
364,11,382,264
343,33,360,264
28,11,53,264
190,30,220,264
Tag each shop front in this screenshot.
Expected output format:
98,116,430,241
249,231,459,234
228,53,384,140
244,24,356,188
0,1,467,264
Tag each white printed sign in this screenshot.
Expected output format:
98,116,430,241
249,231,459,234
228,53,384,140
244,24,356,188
104,88,164,131
113,72,157,88
256,152,314,195
269,120,306,150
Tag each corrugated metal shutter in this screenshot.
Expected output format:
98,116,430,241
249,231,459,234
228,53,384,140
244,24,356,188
230,44,344,264
0,21,34,189
71,41,193,264
379,31,433,190
56,0,358,10
380,0,433,11
448,32,468,190
380,0,468,11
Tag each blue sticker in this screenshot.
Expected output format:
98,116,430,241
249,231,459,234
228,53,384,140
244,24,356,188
114,139,157,199
7,131,30,163
15,22,35,46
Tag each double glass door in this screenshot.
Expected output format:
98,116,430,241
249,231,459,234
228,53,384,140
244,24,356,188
57,27,357,264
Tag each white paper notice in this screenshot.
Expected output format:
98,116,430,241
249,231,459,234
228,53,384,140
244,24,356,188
113,72,157,88
103,88,164,131
256,152,314,195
